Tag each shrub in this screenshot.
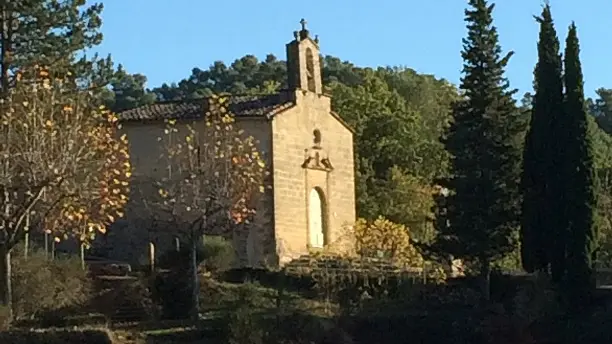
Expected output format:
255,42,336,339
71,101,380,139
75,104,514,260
201,236,235,274
226,304,265,344
91,276,159,322
153,236,234,319
0,329,113,344
352,217,424,266
151,271,192,320
512,273,563,324
338,217,447,283
12,249,92,321
157,236,235,273
0,305,10,330
223,283,267,344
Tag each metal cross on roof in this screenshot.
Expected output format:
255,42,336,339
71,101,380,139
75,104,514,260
300,18,307,31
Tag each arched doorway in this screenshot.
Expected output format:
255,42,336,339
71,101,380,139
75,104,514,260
308,188,326,248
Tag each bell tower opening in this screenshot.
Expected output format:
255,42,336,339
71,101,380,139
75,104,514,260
285,18,323,94
306,48,316,92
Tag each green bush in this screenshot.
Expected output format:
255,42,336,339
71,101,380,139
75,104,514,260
0,329,112,344
201,236,235,274
12,250,92,321
222,282,354,344
157,236,235,273
226,304,265,344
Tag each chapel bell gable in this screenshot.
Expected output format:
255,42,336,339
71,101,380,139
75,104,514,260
286,19,323,94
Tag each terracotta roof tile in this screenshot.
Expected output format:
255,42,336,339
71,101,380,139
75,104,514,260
117,93,294,122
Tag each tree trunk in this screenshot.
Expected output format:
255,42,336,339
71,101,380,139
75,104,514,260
23,214,30,260
480,257,491,302
44,232,49,260
0,1,10,98
0,247,13,319
191,236,199,322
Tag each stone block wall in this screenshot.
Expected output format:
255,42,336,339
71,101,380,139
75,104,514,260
271,90,356,265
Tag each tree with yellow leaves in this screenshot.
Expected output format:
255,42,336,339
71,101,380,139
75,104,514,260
0,66,131,315
352,217,424,268
147,94,267,320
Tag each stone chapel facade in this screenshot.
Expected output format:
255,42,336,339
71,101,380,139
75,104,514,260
112,20,356,267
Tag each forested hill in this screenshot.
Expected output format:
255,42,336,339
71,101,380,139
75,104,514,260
103,54,612,251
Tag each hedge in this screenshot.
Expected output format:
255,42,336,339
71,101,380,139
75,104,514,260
0,329,113,344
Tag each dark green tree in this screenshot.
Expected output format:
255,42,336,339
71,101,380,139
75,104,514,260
0,0,113,96
588,88,612,134
520,4,565,279
563,23,598,302
104,64,156,112
433,0,523,298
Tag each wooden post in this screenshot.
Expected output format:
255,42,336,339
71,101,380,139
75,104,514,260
175,237,180,252
80,242,85,270
149,241,155,273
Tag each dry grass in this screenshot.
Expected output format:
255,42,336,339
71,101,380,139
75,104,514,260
9,276,340,343
200,276,338,317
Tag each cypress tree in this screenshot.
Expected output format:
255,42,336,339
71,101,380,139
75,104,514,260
433,0,522,299
563,23,598,302
520,4,565,280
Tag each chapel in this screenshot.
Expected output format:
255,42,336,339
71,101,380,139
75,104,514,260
113,19,356,267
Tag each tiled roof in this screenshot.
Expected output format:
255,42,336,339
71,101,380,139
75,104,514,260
117,93,295,122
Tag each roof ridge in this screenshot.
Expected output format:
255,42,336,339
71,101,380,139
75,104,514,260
117,91,292,122
149,98,205,105
151,92,284,105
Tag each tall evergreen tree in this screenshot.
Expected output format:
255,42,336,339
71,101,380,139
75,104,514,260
433,0,522,298
0,0,113,97
563,23,598,302
520,4,565,280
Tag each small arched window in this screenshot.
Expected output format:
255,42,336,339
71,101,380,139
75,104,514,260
313,129,321,146
305,48,316,92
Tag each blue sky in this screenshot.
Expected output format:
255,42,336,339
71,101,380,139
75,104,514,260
92,0,610,98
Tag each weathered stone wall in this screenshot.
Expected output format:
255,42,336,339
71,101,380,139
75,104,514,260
100,117,275,267
271,90,356,265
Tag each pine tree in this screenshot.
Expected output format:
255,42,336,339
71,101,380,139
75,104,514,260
433,0,523,298
520,4,565,280
563,23,598,303
0,0,113,97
